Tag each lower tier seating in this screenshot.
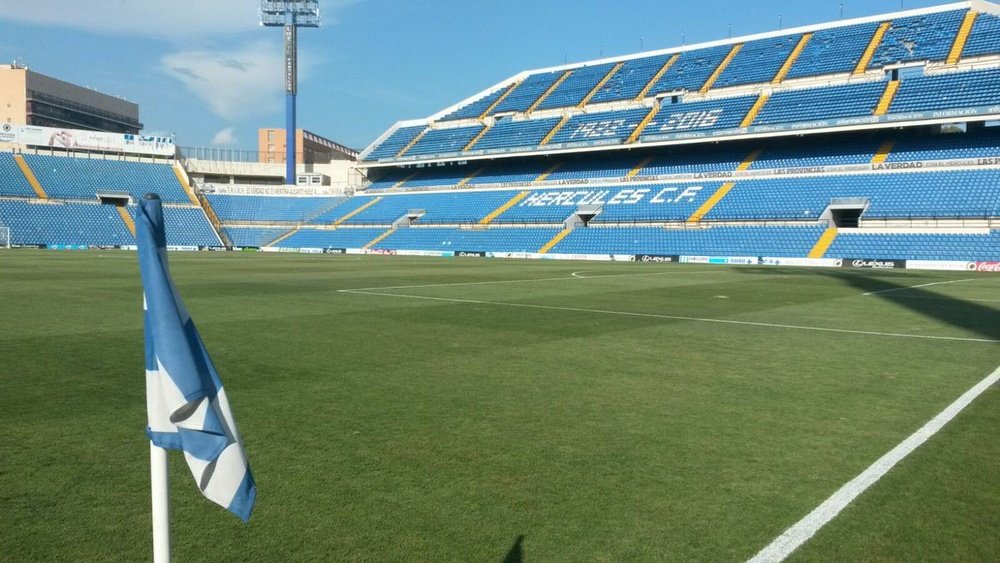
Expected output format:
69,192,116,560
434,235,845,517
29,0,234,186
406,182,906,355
0,199,218,247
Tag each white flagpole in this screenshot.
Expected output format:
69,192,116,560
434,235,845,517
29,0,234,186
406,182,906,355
150,442,171,563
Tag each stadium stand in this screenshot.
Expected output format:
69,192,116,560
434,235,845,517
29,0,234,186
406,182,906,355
713,35,802,88
471,116,564,152
23,154,190,203
0,153,38,197
785,22,880,79
206,194,345,223
372,227,560,253
4,2,999,265
589,54,675,104
889,66,1000,113
962,13,1000,57
868,10,967,67
535,62,619,110
224,226,294,248
753,81,887,125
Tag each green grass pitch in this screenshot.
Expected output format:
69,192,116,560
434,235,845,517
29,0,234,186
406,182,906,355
1,250,998,561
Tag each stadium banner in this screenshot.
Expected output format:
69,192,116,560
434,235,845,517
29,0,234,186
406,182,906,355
166,245,199,252
759,257,842,268
680,256,759,265
298,248,324,254
365,248,398,256
842,258,905,269
486,251,542,260
395,249,452,257
200,183,342,196
969,261,1000,273
542,253,621,262
632,254,680,263
455,250,486,257
903,260,974,272
12,125,175,156
322,248,347,254
48,244,88,250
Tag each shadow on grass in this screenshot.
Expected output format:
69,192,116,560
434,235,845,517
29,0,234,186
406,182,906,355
502,535,524,563
824,271,1000,341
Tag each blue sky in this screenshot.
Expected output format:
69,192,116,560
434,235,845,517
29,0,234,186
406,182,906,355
0,0,953,151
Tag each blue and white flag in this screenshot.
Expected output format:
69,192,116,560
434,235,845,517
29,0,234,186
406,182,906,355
137,193,256,522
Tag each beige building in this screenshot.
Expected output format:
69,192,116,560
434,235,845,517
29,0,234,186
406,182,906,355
258,128,358,164
0,64,141,133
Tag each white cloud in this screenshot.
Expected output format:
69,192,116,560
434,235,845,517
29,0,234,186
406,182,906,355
211,127,239,146
162,42,292,120
0,0,360,40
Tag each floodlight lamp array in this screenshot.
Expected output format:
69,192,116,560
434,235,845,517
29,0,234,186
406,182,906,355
259,0,321,27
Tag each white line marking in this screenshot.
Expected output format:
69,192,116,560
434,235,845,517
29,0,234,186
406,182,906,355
862,278,976,296
338,289,999,343
348,269,726,291
891,295,1000,303
748,364,1000,563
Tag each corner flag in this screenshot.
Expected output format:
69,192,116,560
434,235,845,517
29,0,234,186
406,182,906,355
137,193,256,523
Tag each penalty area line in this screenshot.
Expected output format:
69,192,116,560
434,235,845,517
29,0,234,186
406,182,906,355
337,289,1000,343
862,278,976,296
747,363,1000,563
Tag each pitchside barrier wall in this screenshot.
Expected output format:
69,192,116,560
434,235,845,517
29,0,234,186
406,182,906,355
12,243,998,272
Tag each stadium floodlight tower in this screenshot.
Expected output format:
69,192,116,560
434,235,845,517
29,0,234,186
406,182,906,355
259,0,320,186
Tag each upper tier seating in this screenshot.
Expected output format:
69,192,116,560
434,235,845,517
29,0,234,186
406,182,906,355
0,153,36,197
536,63,618,110
367,125,426,160
641,95,758,141
22,154,189,203
404,125,484,157
962,13,1000,58
548,107,650,146
206,194,344,222
714,35,801,88
755,81,885,124
870,10,966,67
890,66,1000,113
589,54,674,104
493,71,565,114
647,45,733,95
786,22,881,79
440,87,509,121
362,6,1000,165
472,116,563,152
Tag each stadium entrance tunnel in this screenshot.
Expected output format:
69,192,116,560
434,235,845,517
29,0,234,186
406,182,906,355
821,198,869,228
569,204,602,227
395,209,425,228
97,192,132,207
